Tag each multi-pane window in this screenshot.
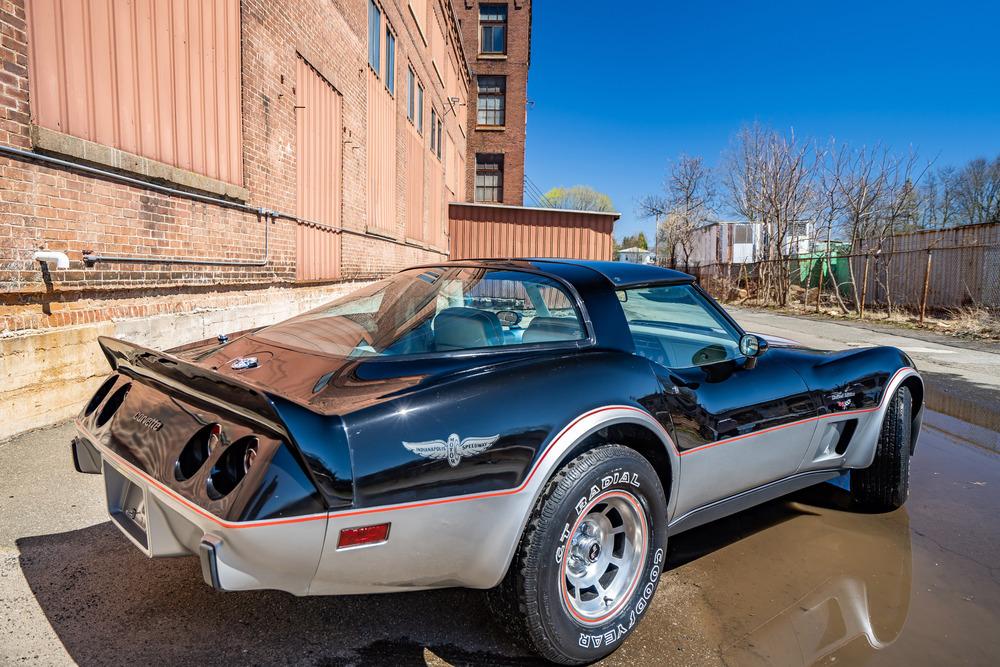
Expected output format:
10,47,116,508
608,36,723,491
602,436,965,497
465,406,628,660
417,83,425,134
476,75,506,126
406,67,416,122
475,153,503,203
368,1,381,75
385,28,395,94
479,4,507,54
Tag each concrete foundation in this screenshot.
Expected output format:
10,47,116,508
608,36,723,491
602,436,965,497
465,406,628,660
0,282,367,442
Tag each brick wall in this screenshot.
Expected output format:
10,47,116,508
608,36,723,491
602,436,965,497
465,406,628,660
0,0,472,439
455,0,531,206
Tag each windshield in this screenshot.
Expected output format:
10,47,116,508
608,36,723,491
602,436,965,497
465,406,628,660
255,267,587,357
618,284,742,368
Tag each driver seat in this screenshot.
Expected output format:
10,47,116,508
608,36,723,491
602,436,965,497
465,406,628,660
433,307,503,351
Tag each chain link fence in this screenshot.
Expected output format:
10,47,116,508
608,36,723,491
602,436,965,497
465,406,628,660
669,242,1000,319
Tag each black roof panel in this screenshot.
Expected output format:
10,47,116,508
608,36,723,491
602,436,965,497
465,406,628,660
403,258,694,289
525,259,694,287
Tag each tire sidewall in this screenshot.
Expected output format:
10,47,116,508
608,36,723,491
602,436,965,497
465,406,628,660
534,451,667,662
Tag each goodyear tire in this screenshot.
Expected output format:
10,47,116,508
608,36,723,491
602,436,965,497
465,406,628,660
851,385,913,511
489,445,667,664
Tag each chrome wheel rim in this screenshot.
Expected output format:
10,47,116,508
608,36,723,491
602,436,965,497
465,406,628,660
561,491,647,623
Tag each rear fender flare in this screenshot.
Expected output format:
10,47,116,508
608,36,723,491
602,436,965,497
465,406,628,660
497,406,680,581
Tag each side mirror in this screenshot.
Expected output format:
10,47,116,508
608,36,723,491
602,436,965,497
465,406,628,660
739,334,768,367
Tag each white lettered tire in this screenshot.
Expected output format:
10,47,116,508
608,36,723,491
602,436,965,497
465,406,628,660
489,444,668,664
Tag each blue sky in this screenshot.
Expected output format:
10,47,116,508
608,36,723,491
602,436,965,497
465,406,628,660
523,0,1000,241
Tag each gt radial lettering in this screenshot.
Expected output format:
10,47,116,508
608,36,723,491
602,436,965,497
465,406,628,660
402,433,500,467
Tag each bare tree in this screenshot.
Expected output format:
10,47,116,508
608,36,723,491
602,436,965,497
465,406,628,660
953,156,1000,226
723,124,818,306
815,141,851,311
638,155,716,268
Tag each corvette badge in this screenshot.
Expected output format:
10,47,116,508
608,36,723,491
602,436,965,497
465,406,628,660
403,433,500,467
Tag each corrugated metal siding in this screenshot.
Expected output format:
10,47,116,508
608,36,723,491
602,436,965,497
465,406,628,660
408,0,427,40
366,69,396,232
405,129,425,241
852,223,1000,308
445,129,458,197
429,163,446,249
430,14,445,85
449,204,617,260
27,0,243,185
296,57,342,281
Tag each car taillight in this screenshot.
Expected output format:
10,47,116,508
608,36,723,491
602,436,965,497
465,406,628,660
206,436,259,499
175,423,221,481
337,523,391,549
95,383,131,427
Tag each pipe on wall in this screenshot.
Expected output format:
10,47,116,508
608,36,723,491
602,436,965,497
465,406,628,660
0,143,444,269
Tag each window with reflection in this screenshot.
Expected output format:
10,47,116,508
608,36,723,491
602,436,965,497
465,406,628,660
477,75,506,126
255,267,586,357
479,4,507,54
618,284,741,368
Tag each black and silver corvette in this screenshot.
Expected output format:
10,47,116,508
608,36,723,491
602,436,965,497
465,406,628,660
73,259,923,664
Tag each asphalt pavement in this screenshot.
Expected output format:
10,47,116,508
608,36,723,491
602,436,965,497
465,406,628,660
2,311,999,666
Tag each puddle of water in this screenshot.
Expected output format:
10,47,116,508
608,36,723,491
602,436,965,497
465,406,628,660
605,416,1000,666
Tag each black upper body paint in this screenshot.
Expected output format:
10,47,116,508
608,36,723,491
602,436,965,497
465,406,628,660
78,259,914,521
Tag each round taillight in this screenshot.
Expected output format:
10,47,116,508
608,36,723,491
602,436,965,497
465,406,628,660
207,436,259,499
95,383,131,427
84,376,118,417
175,423,221,481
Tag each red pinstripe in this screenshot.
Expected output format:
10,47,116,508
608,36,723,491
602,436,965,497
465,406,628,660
75,366,914,529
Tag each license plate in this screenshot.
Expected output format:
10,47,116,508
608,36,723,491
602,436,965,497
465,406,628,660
104,461,150,551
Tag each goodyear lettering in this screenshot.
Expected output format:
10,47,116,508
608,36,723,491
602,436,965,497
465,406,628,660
577,547,664,650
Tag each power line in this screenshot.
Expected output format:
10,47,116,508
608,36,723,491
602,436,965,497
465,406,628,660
523,174,554,207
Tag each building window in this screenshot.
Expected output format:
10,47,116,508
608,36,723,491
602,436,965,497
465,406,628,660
479,4,507,54
430,108,437,153
733,224,753,244
476,75,506,126
368,1,381,75
385,28,395,95
436,116,443,158
417,83,425,134
406,67,416,121
475,153,503,202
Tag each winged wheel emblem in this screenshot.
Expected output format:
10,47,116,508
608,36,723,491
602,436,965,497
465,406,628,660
403,433,500,467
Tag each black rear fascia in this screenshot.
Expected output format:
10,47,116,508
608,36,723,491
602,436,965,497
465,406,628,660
93,337,350,519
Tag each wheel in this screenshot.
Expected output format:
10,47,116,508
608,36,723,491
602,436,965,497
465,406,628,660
851,385,913,511
489,444,668,664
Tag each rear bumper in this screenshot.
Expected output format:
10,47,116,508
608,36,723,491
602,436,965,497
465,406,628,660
74,421,327,596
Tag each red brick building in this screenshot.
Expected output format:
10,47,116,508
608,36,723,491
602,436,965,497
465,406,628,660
0,0,473,440
454,0,531,205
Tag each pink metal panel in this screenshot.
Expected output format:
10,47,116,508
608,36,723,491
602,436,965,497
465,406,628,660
409,0,427,40
296,57,343,282
26,0,243,186
27,0,243,185
448,204,617,261
367,70,397,232
430,13,445,85
429,163,447,249
405,129,425,241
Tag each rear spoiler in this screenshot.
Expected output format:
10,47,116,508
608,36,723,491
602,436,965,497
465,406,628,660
98,336,354,507
98,336,287,435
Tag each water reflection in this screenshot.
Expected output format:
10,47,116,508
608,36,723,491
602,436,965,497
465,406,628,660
668,487,911,666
